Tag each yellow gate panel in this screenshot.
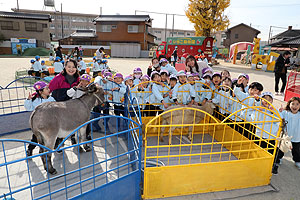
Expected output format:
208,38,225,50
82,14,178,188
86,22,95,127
144,158,273,199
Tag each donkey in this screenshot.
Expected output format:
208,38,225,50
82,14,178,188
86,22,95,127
30,84,105,174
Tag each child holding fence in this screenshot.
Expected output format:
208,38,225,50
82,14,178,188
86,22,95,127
172,70,196,106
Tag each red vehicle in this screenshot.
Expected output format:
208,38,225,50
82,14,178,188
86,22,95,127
156,36,214,61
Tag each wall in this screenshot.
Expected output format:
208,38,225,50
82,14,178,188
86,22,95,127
96,21,153,50
224,26,259,48
0,17,50,47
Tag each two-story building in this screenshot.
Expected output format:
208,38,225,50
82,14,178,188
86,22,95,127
94,15,155,51
0,11,51,54
223,23,260,49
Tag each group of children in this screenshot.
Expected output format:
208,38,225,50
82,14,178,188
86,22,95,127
25,55,300,175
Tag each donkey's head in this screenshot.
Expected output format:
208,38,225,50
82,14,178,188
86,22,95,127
87,83,105,106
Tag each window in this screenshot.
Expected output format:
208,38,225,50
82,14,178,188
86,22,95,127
42,24,47,28
156,38,161,41
57,24,62,29
187,32,191,36
0,21,19,30
100,25,111,32
50,24,55,29
221,33,227,38
221,41,224,45
178,32,184,35
63,25,69,29
111,25,117,29
128,25,138,33
155,30,161,34
235,34,239,39
25,22,38,31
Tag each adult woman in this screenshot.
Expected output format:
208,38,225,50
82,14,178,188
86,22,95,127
185,55,200,74
55,46,63,59
49,59,80,102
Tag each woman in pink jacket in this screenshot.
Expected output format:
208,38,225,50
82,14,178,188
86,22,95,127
49,59,80,101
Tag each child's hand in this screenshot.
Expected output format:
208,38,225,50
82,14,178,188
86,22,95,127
253,94,259,100
27,92,33,100
237,77,244,85
163,102,168,109
279,105,283,112
111,87,119,91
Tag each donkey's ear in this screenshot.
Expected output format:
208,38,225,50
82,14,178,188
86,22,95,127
88,83,97,93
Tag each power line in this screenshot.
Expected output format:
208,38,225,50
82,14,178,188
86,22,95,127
231,3,300,8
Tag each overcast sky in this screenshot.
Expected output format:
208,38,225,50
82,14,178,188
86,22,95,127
1,0,300,40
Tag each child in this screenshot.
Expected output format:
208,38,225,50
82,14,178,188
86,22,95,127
133,67,143,86
112,73,126,116
160,70,169,86
146,72,168,116
28,59,35,76
172,70,196,106
67,74,91,99
199,73,213,105
193,73,201,81
167,74,177,104
92,58,101,78
221,70,231,80
32,55,42,77
187,72,194,83
237,74,249,93
211,72,222,91
49,52,54,61
24,81,56,156
147,57,160,77
41,60,49,76
160,58,178,75
78,57,87,75
279,97,300,170
54,57,64,75
234,79,263,139
212,77,232,120
99,60,109,71
124,75,134,88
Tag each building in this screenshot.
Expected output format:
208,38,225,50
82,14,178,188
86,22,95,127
12,8,97,40
94,15,155,51
269,26,300,44
0,11,51,54
150,28,195,44
223,23,260,49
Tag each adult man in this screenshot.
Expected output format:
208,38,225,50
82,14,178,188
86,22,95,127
172,47,178,66
274,51,291,95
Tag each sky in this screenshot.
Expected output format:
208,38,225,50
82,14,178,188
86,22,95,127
1,0,300,40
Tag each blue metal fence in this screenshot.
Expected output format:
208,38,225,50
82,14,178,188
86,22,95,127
0,116,142,200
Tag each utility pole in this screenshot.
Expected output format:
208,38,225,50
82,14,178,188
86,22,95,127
61,3,63,39
172,14,175,37
100,7,102,15
165,14,167,41
16,0,19,11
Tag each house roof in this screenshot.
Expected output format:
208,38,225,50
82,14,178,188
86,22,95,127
271,29,300,40
269,35,300,47
94,15,151,22
11,8,98,17
70,30,97,38
0,11,51,21
226,23,260,34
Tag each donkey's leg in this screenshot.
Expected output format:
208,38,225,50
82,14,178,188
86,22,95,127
80,126,91,152
43,134,58,175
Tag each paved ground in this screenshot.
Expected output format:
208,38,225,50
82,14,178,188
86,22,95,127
0,57,299,200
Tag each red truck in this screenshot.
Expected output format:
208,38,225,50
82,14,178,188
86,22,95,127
156,36,214,61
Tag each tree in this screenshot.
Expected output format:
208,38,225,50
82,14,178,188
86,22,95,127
186,0,230,37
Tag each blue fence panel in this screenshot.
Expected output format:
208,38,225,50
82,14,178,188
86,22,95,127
0,116,142,200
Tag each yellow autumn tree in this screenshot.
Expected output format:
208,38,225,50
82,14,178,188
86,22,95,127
186,0,230,37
